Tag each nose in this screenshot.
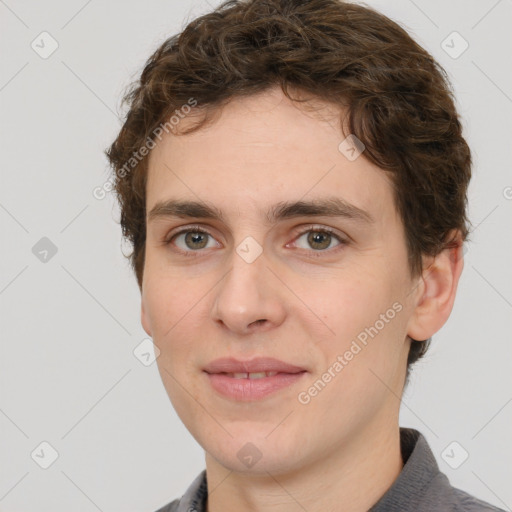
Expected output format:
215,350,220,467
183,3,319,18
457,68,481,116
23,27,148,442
211,248,287,335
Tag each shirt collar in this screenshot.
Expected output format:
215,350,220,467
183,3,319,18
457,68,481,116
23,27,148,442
370,428,446,510
174,469,208,512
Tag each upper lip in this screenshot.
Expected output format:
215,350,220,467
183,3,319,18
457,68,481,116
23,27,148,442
203,357,307,374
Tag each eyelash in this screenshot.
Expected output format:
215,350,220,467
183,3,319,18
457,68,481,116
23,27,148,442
164,224,348,258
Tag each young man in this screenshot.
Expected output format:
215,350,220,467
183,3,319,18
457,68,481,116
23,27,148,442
106,0,504,510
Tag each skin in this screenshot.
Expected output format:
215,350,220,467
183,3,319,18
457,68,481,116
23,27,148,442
141,85,464,512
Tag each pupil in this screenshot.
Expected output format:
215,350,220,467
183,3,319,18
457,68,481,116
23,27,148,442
309,231,330,250
186,232,207,249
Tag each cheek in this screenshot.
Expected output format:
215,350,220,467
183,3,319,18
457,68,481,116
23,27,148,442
314,273,391,339
143,268,201,337
142,274,210,394
298,304,407,435
311,269,408,378
144,272,207,418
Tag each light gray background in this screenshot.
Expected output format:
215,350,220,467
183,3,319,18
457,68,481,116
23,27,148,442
0,0,511,511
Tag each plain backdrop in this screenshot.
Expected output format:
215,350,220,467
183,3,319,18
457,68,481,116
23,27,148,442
0,0,511,511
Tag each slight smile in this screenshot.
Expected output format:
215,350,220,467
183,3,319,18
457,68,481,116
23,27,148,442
203,357,308,401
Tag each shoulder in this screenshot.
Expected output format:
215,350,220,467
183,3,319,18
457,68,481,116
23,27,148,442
153,498,180,512
371,429,507,512
152,470,207,512
452,487,507,512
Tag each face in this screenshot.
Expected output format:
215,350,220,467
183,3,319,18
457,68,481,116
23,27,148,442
141,86,420,475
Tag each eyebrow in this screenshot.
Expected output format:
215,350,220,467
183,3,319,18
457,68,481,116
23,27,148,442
148,196,374,225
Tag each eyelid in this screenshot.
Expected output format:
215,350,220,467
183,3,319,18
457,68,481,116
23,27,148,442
288,223,348,242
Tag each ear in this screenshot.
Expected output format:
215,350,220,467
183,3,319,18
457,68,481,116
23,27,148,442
141,298,152,337
406,230,465,341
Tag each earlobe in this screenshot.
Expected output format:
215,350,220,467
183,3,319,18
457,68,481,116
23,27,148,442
406,231,464,341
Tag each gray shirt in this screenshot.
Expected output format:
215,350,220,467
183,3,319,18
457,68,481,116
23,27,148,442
155,428,505,511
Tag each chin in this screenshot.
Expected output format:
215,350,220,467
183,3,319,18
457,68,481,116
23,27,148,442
201,427,307,475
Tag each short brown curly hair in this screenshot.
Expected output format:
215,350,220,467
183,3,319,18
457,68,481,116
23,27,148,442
105,0,472,370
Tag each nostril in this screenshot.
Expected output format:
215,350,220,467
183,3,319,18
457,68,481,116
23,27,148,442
247,319,267,330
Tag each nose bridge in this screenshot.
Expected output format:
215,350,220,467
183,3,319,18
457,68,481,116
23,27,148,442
211,239,286,333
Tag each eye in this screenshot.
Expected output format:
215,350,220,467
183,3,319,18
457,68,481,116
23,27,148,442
164,224,347,257
289,227,345,252
166,227,219,254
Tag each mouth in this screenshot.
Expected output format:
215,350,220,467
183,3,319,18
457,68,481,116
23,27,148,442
203,357,307,401
219,371,281,379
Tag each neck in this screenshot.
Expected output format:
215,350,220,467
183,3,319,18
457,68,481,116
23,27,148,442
205,419,403,512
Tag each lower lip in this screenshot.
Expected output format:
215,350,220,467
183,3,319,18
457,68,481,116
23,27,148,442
205,371,307,401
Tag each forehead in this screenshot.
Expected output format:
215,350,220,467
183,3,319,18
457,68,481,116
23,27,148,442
146,87,396,225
